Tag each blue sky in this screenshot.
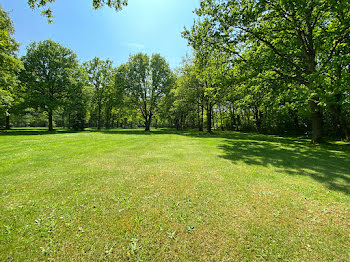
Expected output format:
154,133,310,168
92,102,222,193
1,0,199,68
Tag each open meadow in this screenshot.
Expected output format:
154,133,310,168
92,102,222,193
0,129,349,261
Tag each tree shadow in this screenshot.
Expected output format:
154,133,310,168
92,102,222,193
0,128,81,136
217,133,350,195
0,128,180,136
96,128,181,136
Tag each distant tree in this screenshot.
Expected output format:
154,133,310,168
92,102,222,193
21,40,79,131
27,0,128,23
126,53,173,131
64,65,90,130
84,57,114,130
103,64,127,128
172,63,204,131
0,6,23,129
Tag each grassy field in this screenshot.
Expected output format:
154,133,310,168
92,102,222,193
0,128,349,261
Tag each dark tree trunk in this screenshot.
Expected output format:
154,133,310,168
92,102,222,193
219,105,224,131
199,105,204,131
197,103,201,131
97,103,102,130
5,113,10,130
207,102,213,133
145,114,151,131
254,107,263,131
229,105,235,130
175,117,180,130
309,100,322,143
105,106,113,129
48,110,53,131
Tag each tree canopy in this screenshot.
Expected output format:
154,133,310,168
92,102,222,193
21,40,79,130
27,0,128,23
1,1,349,142
0,6,23,129
126,53,174,131
183,0,350,142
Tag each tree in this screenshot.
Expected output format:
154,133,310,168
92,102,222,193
185,0,350,143
173,62,204,131
21,40,79,131
0,6,23,129
84,57,114,130
27,0,128,23
64,65,90,130
126,53,173,131
101,65,127,129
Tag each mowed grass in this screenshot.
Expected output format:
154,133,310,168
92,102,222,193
0,128,349,261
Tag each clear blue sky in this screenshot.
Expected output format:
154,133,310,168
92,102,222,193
1,0,199,68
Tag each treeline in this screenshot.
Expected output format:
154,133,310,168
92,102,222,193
180,0,350,143
1,2,350,143
1,38,174,131
1,3,175,131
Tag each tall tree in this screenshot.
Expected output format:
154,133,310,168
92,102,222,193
0,6,23,129
64,65,90,130
84,57,114,130
185,0,350,143
21,40,78,131
126,53,173,131
103,65,127,128
173,63,204,131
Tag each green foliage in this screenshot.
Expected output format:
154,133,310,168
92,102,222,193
65,65,90,130
27,0,128,23
0,6,23,127
84,57,115,129
21,40,79,130
126,53,174,131
182,0,350,141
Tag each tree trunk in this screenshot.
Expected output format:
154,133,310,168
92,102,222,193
207,102,212,133
229,105,235,130
48,109,53,131
97,103,102,130
175,117,180,130
219,105,224,131
309,100,322,143
5,113,10,130
199,105,204,131
145,114,151,131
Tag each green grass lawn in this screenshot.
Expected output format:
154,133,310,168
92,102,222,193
0,128,349,261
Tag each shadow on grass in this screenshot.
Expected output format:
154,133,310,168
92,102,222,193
0,128,81,136
1,128,349,194
0,128,178,136
216,133,350,195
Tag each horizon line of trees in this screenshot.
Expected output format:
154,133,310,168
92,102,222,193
1,3,349,143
